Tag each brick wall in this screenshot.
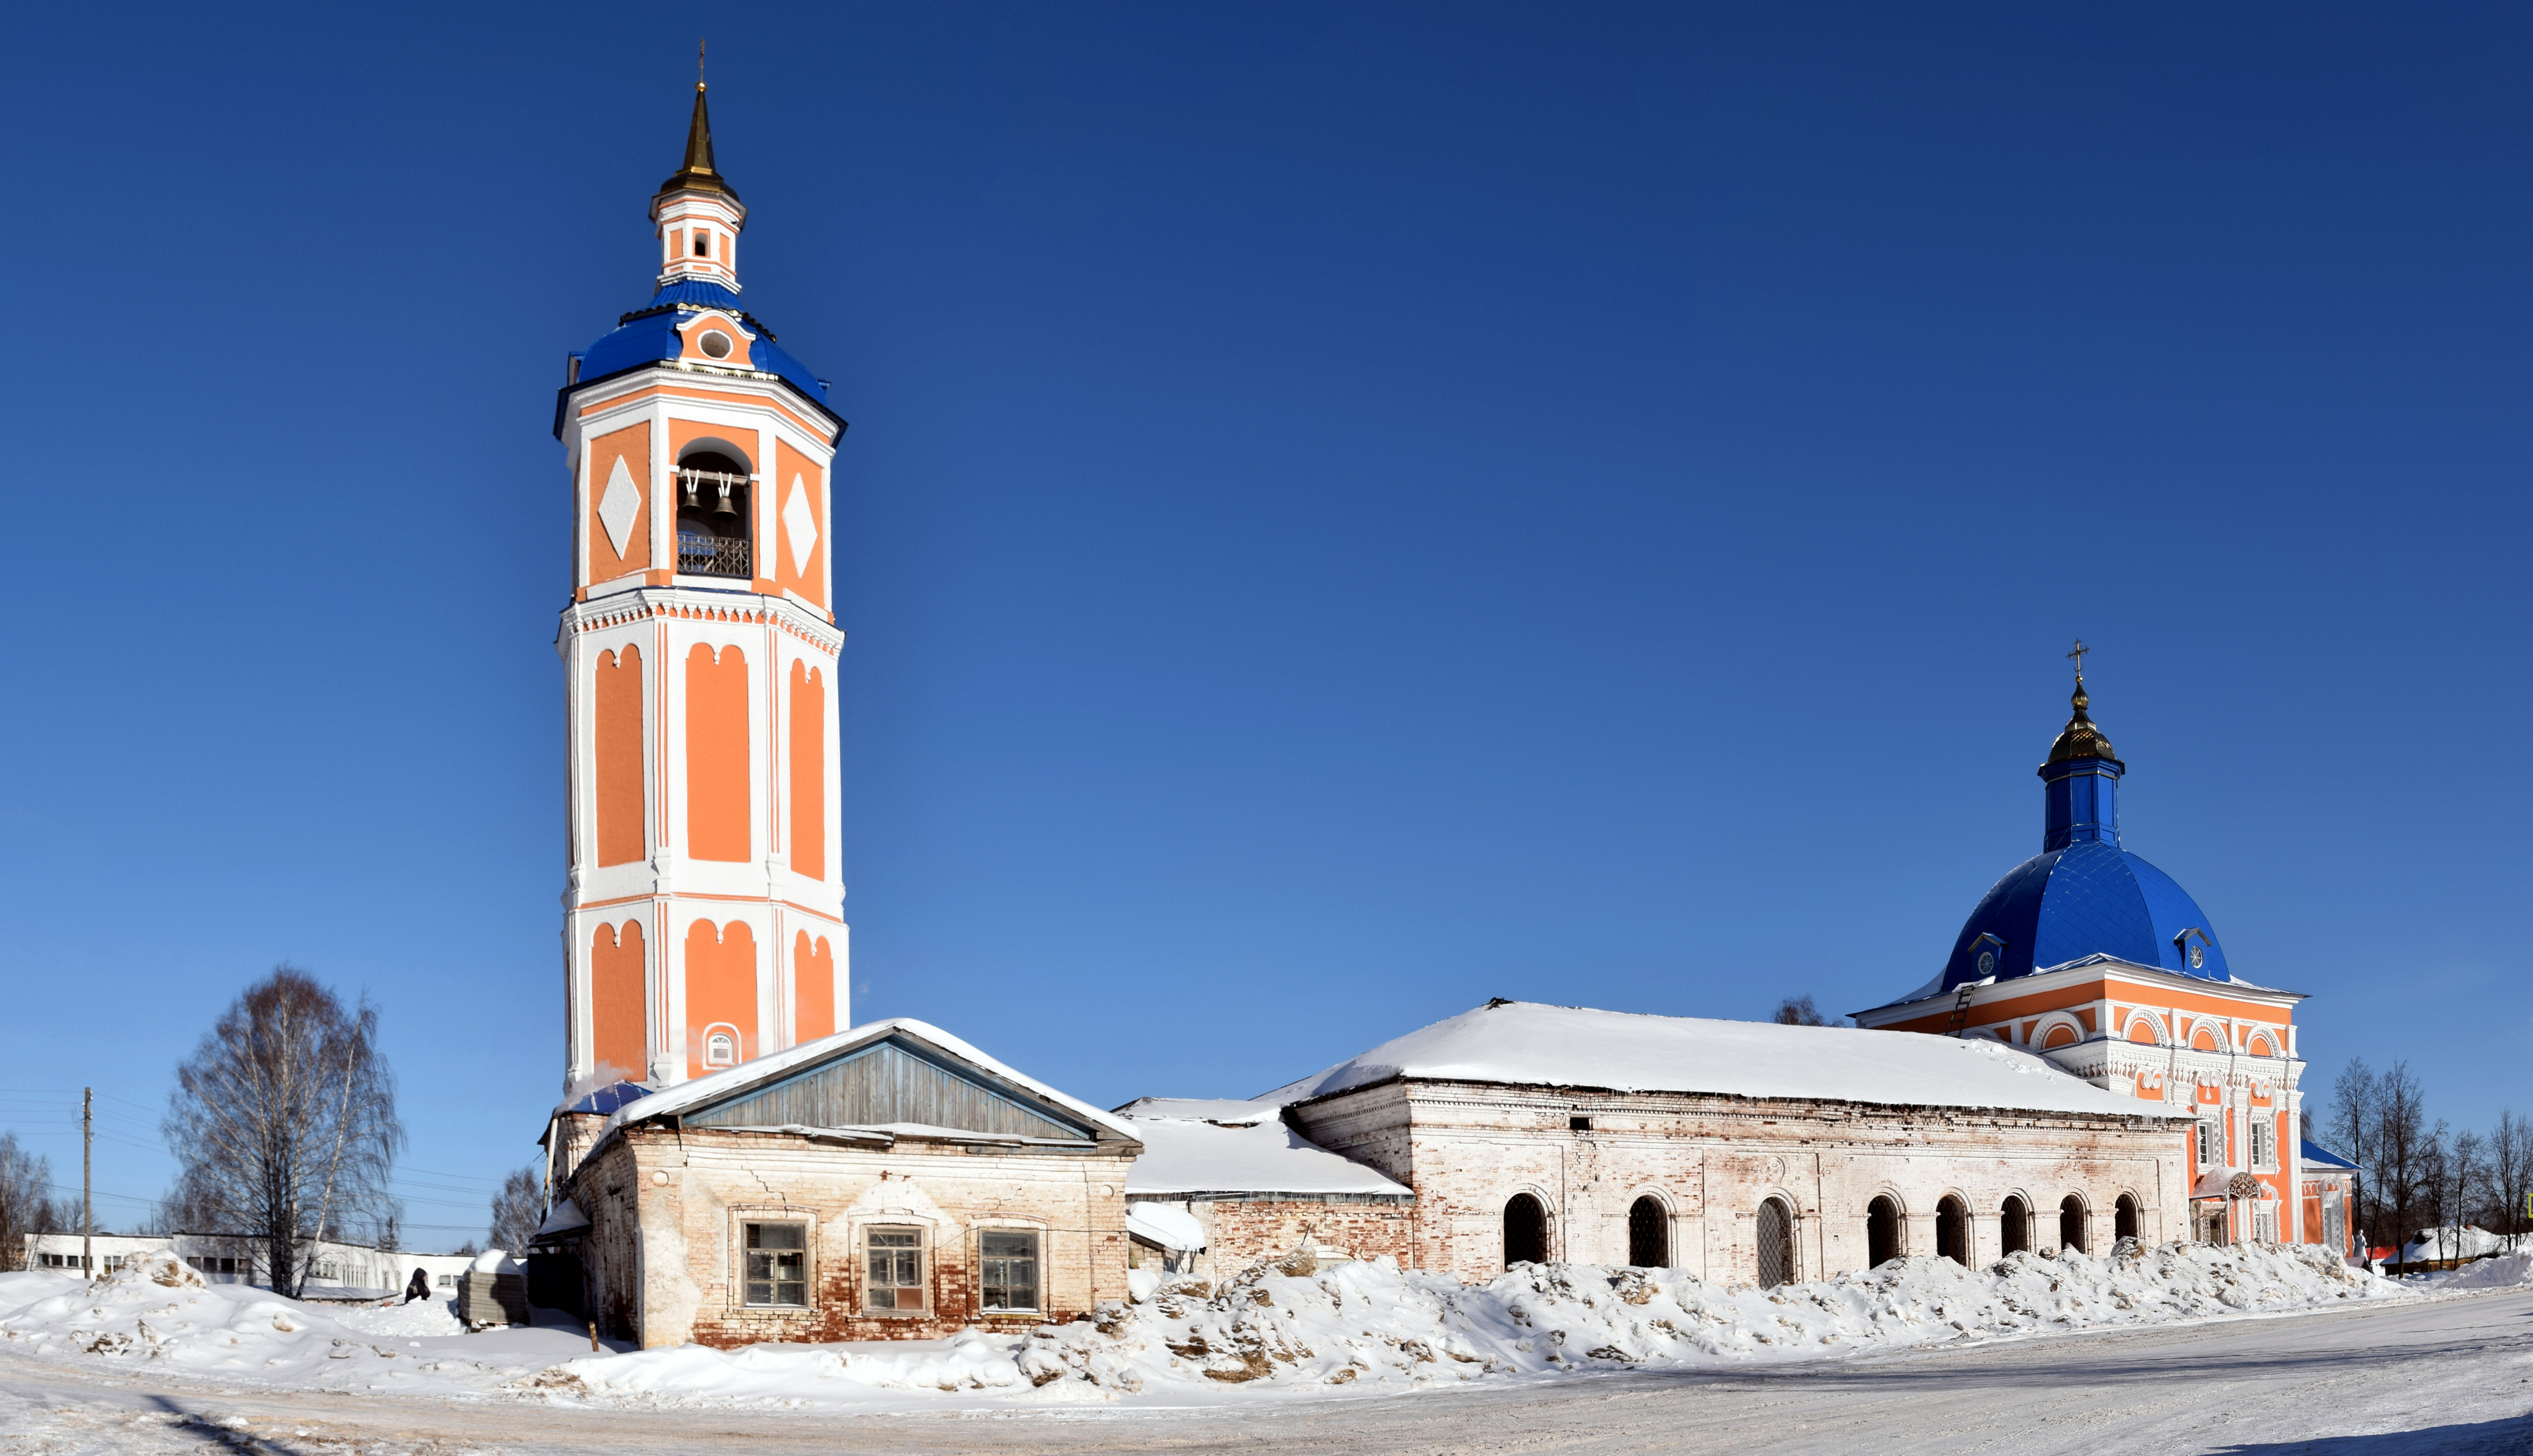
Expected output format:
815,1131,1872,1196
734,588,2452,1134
572,1126,1135,1348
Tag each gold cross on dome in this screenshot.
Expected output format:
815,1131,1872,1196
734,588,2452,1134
698,38,707,87
2067,639,2090,682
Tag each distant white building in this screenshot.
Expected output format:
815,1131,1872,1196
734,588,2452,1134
22,1233,477,1300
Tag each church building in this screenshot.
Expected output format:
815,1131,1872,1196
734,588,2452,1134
1851,658,2350,1253
532,84,2355,1351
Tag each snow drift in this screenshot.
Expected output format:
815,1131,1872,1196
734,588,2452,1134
539,1239,2391,1405
0,1247,536,1395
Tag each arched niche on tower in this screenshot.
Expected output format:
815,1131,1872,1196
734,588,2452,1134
672,437,758,581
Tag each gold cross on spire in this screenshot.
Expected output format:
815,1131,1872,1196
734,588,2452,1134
698,37,707,89
2067,638,2090,683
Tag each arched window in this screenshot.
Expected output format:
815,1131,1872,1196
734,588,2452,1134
2000,1195,2030,1254
1756,1197,1794,1289
1866,1195,1900,1268
704,1030,736,1067
1627,1196,1668,1269
2115,1193,2140,1243
2042,1023,2079,1050
1503,1194,1548,1268
1935,1195,1968,1266
2060,1195,2087,1254
676,448,753,578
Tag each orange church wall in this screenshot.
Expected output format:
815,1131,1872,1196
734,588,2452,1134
795,931,835,1042
773,438,828,609
789,661,825,881
686,643,751,862
684,918,758,1078
587,424,651,582
592,920,648,1081
594,645,646,867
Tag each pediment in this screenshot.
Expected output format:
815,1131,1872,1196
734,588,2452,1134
682,1033,1096,1142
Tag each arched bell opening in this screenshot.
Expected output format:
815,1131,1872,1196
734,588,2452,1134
2060,1194,2089,1254
1626,1196,1669,1269
1503,1193,1549,1269
1756,1197,1795,1289
675,448,754,578
1866,1195,1901,1269
2115,1192,2141,1244
2000,1194,2031,1255
1935,1195,1969,1266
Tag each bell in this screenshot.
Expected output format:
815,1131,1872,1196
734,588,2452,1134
713,478,739,515
681,472,701,509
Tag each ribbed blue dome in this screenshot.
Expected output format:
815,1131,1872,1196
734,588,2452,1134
1931,675,2230,993
568,280,836,426
1939,841,2230,990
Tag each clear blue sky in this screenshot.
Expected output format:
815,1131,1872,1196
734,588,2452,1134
3,4,2524,1247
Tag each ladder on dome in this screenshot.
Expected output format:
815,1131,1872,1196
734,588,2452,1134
1945,981,1979,1038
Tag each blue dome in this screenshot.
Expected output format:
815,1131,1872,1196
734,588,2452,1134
1931,675,2231,993
1939,841,2230,990
562,280,838,433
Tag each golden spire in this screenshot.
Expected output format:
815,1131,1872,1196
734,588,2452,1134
655,44,739,204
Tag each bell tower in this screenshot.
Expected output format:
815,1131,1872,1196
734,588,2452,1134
553,81,848,1091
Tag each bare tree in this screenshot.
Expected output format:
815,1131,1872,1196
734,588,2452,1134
488,1166,544,1253
2490,1110,2529,1254
1773,996,1828,1027
2446,1127,2486,1264
2375,1061,2428,1270
161,967,405,1298
0,1132,62,1272
2328,1057,2379,1251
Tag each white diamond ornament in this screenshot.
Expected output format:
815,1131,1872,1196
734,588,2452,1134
783,474,818,574
598,457,642,560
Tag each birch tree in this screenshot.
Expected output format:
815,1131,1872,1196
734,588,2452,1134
161,968,404,1297
488,1166,544,1253
0,1133,62,1272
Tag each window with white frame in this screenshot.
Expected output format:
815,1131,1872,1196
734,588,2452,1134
2250,1117,2275,1170
743,1221,808,1307
2197,1117,2219,1167
979,1230,1040,1314
864,1227,925,1313
2254,1206,2276,1242
705,1029,737,1067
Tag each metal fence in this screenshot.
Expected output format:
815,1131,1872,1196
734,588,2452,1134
678,532,751,578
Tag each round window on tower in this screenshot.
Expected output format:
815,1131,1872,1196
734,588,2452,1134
699,329,733,359
1976,950,1996,978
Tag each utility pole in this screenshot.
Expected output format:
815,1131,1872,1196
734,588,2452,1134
81,1088,93,1278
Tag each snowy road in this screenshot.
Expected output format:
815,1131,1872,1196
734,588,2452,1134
5,1289,2531,1454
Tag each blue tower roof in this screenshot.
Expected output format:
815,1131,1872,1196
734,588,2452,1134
1935,676,2230,993
567,279,837,428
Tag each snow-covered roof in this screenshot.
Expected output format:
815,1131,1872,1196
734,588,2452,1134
1126,1202,1207,1252
594,1018,1140,1146
1115,1112,1412,1198
532,1197,591,1240
2301,1139,2360,1172
1111,1097,1280,1126
1260,1001,2174,1119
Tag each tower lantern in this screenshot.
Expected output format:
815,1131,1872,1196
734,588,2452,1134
552,82,848,1092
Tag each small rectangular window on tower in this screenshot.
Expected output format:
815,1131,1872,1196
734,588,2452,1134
694,231,711,258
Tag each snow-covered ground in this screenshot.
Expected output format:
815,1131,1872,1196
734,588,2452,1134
0,1248,618,1402
6,1276,2533,1455
0,1236,2433,1417
533,1237,2394,1407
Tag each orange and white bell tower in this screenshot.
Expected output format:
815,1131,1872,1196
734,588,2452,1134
553,82,848,1091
